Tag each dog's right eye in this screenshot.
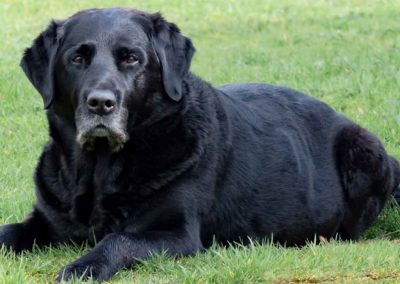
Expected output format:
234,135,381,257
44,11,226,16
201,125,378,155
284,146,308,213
72,55,83,64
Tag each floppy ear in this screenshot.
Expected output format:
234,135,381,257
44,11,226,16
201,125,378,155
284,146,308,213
20,20,62,109
150,13,195,102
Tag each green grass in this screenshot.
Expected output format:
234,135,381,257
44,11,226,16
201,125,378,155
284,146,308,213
0,0,399,283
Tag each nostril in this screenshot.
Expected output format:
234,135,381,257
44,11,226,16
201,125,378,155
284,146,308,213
104,100,115,109
88,98,99,108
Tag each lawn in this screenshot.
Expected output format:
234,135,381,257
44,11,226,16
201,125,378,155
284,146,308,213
0,0,400,283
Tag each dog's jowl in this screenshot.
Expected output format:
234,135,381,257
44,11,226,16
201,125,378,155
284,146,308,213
1,8,399,282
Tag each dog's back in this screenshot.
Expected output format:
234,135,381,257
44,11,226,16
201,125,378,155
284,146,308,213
211,83,400,243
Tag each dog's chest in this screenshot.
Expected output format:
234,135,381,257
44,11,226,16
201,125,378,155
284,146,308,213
58,142,183,242
70,155,130,237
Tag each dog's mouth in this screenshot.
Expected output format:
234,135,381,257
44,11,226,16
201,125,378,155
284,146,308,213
77,125,128,152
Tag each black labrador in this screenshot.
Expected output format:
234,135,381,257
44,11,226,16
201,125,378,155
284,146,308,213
1,8,399,282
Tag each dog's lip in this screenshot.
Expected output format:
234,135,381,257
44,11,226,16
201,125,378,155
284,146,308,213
77,124,129,152
90,125,111,137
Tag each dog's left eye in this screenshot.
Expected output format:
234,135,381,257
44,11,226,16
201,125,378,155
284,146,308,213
72,55,84,64
123,54,139,65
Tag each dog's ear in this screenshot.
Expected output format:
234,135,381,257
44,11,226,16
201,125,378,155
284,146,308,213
150,13,195,102
20,20,62,109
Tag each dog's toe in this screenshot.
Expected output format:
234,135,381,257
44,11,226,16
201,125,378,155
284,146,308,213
55,259,110,283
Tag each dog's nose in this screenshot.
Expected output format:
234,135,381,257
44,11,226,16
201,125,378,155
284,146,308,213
86,90,116,115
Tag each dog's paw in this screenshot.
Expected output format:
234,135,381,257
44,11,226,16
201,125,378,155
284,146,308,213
0,224,23,252
55,259,111,283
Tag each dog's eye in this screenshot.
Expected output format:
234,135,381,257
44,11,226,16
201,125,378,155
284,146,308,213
124,54,139,65
72,55,83,64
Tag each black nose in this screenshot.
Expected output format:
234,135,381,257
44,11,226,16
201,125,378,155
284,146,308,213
87,90,116,115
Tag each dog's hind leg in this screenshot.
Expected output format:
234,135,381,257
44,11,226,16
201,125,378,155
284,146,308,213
334,124,400,240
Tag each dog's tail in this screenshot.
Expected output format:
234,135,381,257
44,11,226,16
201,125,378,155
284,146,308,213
334,124,398,239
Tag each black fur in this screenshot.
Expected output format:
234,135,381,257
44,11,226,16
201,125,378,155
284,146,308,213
1,8,399,282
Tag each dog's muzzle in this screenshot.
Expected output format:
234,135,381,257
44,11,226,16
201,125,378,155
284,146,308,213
77,125,128,152
75,90,129,152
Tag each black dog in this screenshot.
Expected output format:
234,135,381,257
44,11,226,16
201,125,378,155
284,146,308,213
1,8,399,282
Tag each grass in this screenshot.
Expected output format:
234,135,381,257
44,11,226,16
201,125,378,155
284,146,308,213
0,0,399,283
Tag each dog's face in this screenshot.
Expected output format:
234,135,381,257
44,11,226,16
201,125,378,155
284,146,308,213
20,8,195,151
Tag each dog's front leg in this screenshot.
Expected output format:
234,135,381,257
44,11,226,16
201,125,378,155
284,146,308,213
0,210,53,253
55,228,203,282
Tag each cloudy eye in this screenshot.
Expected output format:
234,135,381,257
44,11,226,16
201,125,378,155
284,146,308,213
116,47,142,67
72,55,83,64
124,53,139,65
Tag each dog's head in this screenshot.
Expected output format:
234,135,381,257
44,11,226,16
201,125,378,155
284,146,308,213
20,8,195,151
